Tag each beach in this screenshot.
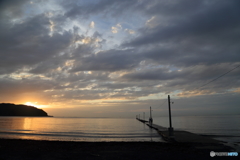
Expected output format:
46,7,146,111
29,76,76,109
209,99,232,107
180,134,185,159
0,138,234,160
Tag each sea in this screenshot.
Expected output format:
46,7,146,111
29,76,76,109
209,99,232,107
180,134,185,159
0,115,239,150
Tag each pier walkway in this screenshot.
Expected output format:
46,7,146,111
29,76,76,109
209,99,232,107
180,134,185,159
137,118,218,143
136,118,148,123
136,120,234,151
145,123,219,143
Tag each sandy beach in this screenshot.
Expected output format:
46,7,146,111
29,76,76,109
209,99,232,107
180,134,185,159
0,138,234,160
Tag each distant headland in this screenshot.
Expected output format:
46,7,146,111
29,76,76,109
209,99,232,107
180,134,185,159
0,103,52,117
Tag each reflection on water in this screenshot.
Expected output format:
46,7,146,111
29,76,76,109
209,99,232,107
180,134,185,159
0,117,164,142
23,118,32,130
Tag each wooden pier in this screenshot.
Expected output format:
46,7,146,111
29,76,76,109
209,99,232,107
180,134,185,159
135,95,235,151
145,123,220,143
136,118,228,145
136,96,222,144
136,118,148,123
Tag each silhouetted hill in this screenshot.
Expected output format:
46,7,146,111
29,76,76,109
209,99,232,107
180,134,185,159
0,103,49,117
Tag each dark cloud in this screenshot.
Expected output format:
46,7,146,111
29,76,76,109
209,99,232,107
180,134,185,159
134,0,204,16
0,77,58,96
64,0,137,19
141,43,240,68
120,63,240,95
0,0,30,18
122,67,183,81
97,82,137,90
70,49,139,72
0,14,73,74
123,1,240,47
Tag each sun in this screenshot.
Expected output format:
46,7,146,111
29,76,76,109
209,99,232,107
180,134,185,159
25,102,39,108
24,102,44,108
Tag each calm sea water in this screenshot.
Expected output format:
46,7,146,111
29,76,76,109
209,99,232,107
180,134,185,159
0,117,163,142
0,115,239,144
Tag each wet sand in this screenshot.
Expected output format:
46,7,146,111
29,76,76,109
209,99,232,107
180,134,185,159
0,138,235,160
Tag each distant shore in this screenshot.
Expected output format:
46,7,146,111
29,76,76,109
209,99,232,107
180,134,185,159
0,115,53,116
0,103,50,117
0,138,234,160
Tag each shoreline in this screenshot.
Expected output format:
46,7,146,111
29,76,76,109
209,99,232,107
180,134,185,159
0,138,234,160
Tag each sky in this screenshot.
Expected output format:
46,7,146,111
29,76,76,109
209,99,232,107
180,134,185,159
0,0,240,118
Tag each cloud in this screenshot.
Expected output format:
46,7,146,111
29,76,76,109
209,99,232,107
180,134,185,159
124,29,135,34
111,23,122,33
0,14,74,75
70,49,139,72
89,21,95,28
0,0,30,18
123,1,240,47
145,16,158,28
49,20,55,34
64,0,137,19
0,76,58,103
122,67,182,81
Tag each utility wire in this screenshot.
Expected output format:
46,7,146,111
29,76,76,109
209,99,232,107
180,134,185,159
157,99,168,108
153,65,239,109
196,64,240,90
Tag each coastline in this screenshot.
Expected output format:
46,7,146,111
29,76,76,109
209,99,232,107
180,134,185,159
0,138,234,160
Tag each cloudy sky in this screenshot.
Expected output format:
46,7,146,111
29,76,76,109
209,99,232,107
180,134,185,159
0,0,240,117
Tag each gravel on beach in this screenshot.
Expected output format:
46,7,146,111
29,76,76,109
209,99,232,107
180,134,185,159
0,138,234,160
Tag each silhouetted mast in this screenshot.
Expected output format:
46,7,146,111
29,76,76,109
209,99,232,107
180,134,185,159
150,106,152,119
149,106,153,125
168,95,174,136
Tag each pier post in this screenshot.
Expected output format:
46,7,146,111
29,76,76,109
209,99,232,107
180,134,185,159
168,95,174,136
143,112,145,120
149,106,153,126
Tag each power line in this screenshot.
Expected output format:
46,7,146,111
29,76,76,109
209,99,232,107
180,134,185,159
196,64,240,90
153,65,239,109
157,99,168,108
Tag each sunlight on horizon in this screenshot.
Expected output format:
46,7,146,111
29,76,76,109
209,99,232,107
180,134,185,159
24,102,48,109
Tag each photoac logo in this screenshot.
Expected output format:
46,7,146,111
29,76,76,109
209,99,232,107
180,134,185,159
210,151,238,157
210,151,215,157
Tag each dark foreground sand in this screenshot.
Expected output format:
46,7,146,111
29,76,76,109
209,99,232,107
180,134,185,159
0,138,235,160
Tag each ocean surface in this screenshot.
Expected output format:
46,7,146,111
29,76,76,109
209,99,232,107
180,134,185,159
0,117,163,142
0,115,239,145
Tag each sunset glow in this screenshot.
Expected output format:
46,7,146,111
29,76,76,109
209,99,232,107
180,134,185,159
24,102,48,109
